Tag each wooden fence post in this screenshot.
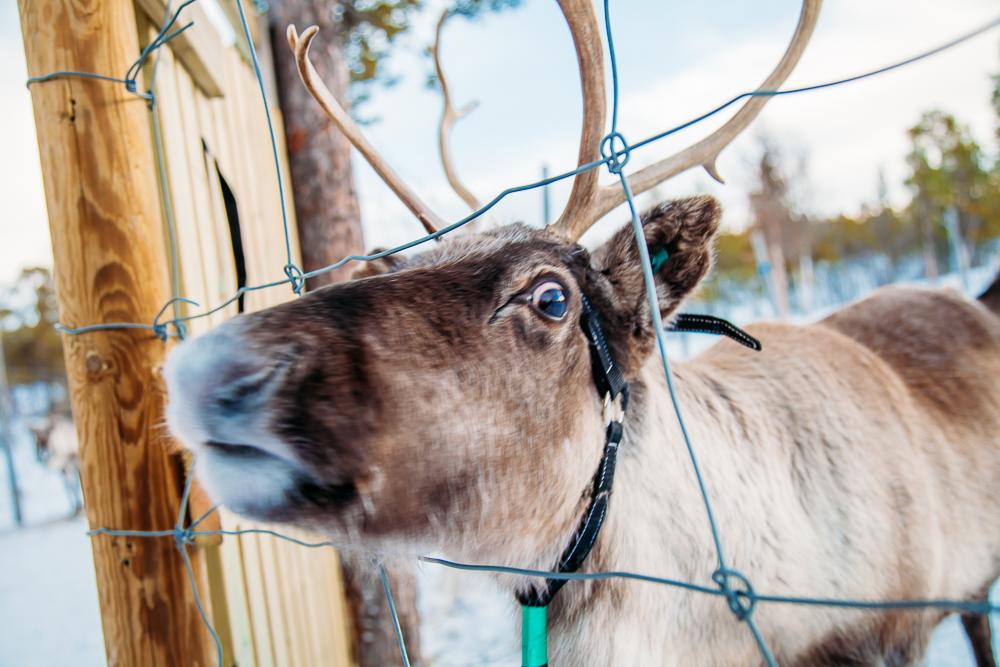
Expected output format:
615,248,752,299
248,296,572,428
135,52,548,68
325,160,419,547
17,1,218,665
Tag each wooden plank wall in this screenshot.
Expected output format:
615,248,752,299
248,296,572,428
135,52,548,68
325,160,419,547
139,5,354,666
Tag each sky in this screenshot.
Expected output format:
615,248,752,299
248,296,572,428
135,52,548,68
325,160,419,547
2,0,998,286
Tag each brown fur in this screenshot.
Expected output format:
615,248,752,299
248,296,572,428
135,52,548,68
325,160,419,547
165,196,999,666
978,269,1000,315
962,580,998,667
963,611,996,667
796,612,943,667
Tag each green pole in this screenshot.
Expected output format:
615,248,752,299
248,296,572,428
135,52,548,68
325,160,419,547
521,604,549,667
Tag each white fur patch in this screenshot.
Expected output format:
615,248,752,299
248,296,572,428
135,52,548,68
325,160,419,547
196,448,298,515
163,327,301,466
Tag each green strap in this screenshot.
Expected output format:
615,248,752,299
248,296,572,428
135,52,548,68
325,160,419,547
650,246,670,273
521,604,549,667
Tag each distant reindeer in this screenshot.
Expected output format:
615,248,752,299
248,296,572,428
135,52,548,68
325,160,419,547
27,412,81,516
165,0,999,664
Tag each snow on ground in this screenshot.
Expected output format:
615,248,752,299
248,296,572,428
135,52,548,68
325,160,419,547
417,563,520,666
0,517,105,667
0,420,104,667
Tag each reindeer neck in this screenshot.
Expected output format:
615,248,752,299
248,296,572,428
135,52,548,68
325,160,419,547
545,358,751,630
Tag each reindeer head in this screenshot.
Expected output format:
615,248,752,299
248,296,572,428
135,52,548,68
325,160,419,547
165,0,818,560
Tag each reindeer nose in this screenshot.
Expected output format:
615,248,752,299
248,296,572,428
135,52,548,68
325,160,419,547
164,328,292,440
212,361,285,414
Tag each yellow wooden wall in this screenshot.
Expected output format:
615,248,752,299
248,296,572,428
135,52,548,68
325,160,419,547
138,3,353,665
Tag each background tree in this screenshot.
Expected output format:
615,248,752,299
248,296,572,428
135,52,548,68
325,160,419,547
992,71,1000,145
748,139,797,316
0,267,65,389
869,169,912,280
706,68,1000,307
268,0,421,289
904,111,991,271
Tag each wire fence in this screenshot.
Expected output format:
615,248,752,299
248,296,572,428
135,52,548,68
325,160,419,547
24,0,1000,665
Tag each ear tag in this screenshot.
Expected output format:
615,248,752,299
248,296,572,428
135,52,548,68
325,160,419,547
650,246,670,273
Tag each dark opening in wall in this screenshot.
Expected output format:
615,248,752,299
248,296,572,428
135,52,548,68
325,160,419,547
215,163,248,313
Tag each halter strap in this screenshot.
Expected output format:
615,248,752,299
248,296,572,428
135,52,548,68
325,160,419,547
516,295,627,609
669,313,762,351
514,298,760,667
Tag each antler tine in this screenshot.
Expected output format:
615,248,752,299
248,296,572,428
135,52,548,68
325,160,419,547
433,11,490,229
548,0,608,241
553,0,822,242
287,25,445,235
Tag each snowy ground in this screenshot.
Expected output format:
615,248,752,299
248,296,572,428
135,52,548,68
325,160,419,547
0,517,105,667
0,420,104,667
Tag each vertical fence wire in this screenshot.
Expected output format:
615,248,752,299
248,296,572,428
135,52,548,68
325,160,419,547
232,0,303,294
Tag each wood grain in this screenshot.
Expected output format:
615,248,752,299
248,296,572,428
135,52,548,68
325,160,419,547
17,1,217,665
134,0,225,97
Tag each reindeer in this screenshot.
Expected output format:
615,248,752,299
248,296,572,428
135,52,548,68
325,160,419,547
164,1,1000,664
27,411,82,516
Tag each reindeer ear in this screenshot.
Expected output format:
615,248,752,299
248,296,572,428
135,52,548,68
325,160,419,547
588,196,721,374
350,249,406,280
594,195,720,319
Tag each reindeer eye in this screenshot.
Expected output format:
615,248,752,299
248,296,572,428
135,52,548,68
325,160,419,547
530,281,567,320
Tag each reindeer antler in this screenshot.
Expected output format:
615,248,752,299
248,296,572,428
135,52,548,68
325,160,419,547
287,25,444,235
288,0,820,242
550,0,608,241
433,11,491,227
550,0,822,241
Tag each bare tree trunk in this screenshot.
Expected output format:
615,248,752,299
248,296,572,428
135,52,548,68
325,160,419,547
750,191,790,319
269,3,424,665
766,239,790,318
270,0,363,289
339,555,423,666
916,197,939,280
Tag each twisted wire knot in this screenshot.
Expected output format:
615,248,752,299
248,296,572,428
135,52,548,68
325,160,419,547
152,296,198,342
152,322,170,342
284,263,306,294
712,568,756,621
151,320,186,341
174,526,196,547
600,131,631,174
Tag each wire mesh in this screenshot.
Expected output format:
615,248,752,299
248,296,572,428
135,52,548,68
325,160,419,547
23,1,1000,665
